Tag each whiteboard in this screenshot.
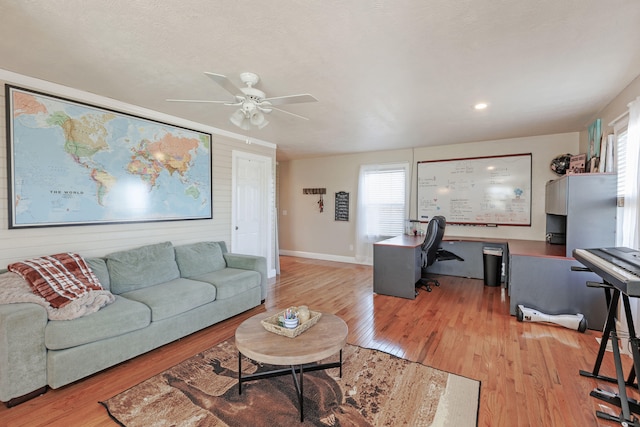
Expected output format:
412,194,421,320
417,154,531,226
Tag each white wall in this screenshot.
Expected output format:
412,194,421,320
279,133,578,263
413,133,577,241
279,149,414,262
579,73,640,346
0,70,277,271
580,73,640,152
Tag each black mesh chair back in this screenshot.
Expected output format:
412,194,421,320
421,215,446,269
417,215,462,294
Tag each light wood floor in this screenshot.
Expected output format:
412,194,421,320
1,256,638,426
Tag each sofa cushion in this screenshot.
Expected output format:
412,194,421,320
190,268,260,300
45,295,151,350
106,242,180,294
85,257,110,291
119,278,217,322
174,241,227,278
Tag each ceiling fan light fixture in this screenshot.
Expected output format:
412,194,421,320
251,112,269,129
250,110,266,126
230,109,248,129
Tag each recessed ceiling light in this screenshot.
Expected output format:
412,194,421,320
474,103,488,110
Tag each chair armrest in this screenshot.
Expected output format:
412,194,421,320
436,248,465,262
223,253,268,301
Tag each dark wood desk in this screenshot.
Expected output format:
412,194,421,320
506,239,566,258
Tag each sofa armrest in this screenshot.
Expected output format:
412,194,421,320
223,253,268,302
0,303,48,403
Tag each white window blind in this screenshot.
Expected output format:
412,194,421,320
616,129,627,246
617,129,628,200
361,164,408,237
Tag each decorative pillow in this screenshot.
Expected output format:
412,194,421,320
174,241,227,278
106,241,180,294
7,253,106,308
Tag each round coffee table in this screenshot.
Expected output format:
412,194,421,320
235,311,348,422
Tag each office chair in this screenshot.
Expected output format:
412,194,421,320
416,216,464,293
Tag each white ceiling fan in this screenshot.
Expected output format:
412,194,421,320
167,72,318,130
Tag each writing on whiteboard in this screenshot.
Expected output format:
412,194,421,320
417,154,532,226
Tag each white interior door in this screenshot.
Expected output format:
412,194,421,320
232,151,272,269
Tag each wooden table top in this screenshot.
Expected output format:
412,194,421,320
235,312,348,366
373,234,424,248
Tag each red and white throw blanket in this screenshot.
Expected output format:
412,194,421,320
8,253,109,309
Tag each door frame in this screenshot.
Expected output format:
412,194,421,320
231,150,274,277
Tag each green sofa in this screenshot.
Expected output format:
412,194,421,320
0,240,267,406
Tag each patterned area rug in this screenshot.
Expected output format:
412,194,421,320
101,339,480,426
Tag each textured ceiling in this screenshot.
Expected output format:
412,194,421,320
1,0,640,160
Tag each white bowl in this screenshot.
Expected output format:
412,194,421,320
283,318,299,329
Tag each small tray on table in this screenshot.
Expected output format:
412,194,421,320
261,307,322,338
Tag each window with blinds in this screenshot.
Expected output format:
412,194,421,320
361,164,408,237
616,128,628,246
617,129,628,204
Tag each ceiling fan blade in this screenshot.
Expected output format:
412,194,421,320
204,72,245,97
270,106,310,120
166,99,235,104
263,94,318,106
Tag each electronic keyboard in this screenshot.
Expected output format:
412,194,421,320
574,247,640,297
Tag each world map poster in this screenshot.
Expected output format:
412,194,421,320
6,85,212,228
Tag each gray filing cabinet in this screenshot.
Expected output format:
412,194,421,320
545,173,617,257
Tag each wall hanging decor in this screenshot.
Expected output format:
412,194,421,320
302,188,326,195
587,118,602,172
335,191,349,221
302,188,326,213
6,85,212,228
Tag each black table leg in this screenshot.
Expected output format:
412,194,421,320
238,351,242,395
237,351,343,422
299,364,304,422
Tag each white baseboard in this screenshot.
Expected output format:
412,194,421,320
278,250,371,266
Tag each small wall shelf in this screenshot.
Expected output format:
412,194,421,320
302,188,326,195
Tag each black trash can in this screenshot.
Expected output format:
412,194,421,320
483,247,503,287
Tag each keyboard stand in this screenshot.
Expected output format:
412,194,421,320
579,279,640,425
591,331,640,425
579,282,637,388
